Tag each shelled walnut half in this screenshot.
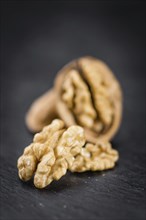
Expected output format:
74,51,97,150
26,56,122,143
17,119,119,189
70,141,119,172
17,119,85,188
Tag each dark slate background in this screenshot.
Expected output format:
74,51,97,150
0,1,146,220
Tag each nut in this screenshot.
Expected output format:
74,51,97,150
17,119,85,188
62,69,97,128
69,141,119,172
25,56,122,143
55,57,122,143
18,119,119,189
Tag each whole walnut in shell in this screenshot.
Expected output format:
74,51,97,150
26,56,122,143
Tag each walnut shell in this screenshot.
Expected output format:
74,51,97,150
25,56,122,143
55,56,122,143
26,89,58,133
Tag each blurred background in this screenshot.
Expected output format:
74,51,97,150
1,1,146,220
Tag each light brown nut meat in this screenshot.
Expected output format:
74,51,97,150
34,125,85,188
55,57,122,143
25,56,122,143
62,69,96,128
69,141,119,172
17,144,37,181
17,119,65,181
17,119,86,188
79,58,113,126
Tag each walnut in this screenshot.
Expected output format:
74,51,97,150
69,141,119,172
25,89,58,133
25,56,122,143
62,69,96,128
55,57,122,143
17,119,85,188
18,119,119,189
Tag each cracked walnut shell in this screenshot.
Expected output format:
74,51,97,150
55,57,122,143
26,56,122,143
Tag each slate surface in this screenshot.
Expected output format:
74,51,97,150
0,1,146,220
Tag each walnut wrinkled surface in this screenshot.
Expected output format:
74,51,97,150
17,119,85,188
55,57,122,143
26,56,122,143
69,141,119,172
17,119,119,189
62,69,97,129
79,58,113,126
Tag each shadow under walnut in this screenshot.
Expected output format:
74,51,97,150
26,56,122,143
